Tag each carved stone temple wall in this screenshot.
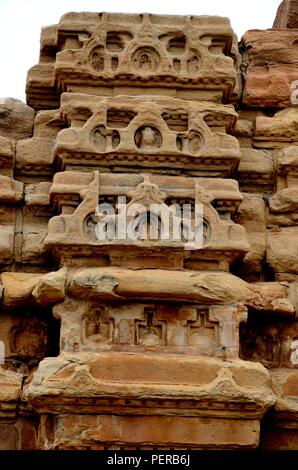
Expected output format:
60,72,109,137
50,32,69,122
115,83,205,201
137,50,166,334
0,1,298,450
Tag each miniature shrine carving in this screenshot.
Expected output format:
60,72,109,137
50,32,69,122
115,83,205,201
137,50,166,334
0,3,298,450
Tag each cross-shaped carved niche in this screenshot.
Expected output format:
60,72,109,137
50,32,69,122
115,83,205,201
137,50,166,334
135,307,167,346
134,305,219,354
81,306,111,347
187,309,219,355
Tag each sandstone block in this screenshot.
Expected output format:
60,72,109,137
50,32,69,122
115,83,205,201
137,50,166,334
0,368,22,419
54,299,246,358
242,30,298,108
16,138,55,176
21,230,47,264
269,368,298,436
267,227,298,275
0,224,14,264
24,353,275,420
40,414,261,449
234,194,266,278
27,13,238,108
262,428,298,450
268,146,298,226
45,171,249,269
273,0,298,28
269,187,298,213
0,425,18,450
69,267,260,305
1,272,40,308
0,176,23,202
237,149,273,192
1,7,297,451
251,282,296,316
0,98,35,139
0,135,14,177
0,419,38,450
32,268,66,306
254,109,298,148
26,64,59,110
25,182,51,206
0,313,48,360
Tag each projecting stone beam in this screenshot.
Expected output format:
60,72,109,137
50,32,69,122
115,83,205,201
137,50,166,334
69,267,260,305
0,267,296,316
68,268,297,316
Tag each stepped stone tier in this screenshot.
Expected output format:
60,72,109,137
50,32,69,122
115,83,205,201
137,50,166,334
242,30,298,108
26,13,239,109
0,3,298,450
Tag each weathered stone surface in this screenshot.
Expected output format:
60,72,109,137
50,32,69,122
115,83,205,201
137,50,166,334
0,136,14,177
233,194,266,279
25,354,275,432
288,282,298,315
0,312,49,361
53,299,247,358
56,93,240,176
32,268,66,306
237,149,273,192
0,424,19,450
267,146,298,226
21,225,47,265
27,13,238,109
0,176,23,202
24,182,51,206
272,146,298,221
0,98,35,139
0,204,16,265
15,110,62,175
252,282,296,316
262,367,298,448
40,414,261,449
242,30,298,108
1,271,66,308
16,138,55,176
262,428,298,450
0,368,23,419
240,305,298,370
276,145,298,180
265,370,298,450
69,268,258,305
1,272,41,308
45,171,249,269
254,109,298,148
267,227,298,275
2,4,298,451
269,187,298,213
273,0,298,28
0,418,38,450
